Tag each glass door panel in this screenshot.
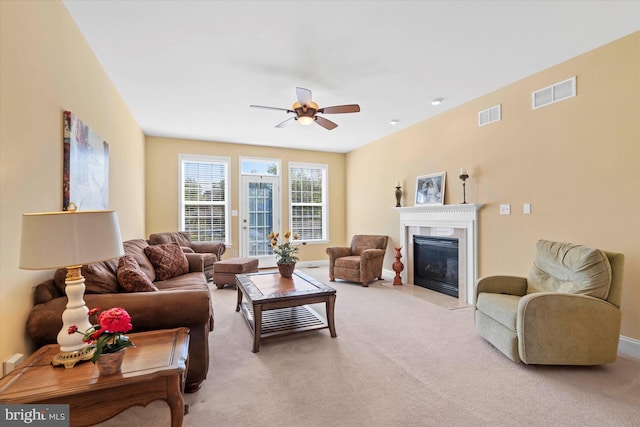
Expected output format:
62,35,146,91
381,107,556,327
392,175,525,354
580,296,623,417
241,175,280,267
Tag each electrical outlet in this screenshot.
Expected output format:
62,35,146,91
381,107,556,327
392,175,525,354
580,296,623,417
3,353,24,376
499,204,511,215
232,250,237,256
524,203,532,215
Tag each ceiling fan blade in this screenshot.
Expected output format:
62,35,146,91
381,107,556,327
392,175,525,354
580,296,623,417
296,87,312,106
275,117,296,128
314,116,338,130
318,104,361,114
250,105,293,113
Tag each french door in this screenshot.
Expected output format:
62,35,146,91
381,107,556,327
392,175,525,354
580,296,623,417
240,175,281,268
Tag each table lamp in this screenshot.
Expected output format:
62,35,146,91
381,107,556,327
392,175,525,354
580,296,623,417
19,208,124,368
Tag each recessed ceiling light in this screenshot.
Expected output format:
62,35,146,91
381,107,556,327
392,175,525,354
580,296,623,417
389,119,399,125
431,98,444,106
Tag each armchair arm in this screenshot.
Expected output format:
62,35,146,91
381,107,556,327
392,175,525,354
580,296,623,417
185,253,205,273
517,292,622,365
326,246,351,280
326,246,351,259
475,275,527,304
190,241,226,260
360,248,385,261
360,248,387,284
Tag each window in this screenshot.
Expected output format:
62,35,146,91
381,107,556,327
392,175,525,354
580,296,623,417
289,162,327,242
241,157,279,175
179,154,230,244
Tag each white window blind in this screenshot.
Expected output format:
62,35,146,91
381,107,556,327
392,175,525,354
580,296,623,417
179,155,230,243
289,163,327,242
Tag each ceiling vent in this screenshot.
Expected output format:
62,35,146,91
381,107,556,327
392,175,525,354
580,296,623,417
532,76,576,109
478,104,501,127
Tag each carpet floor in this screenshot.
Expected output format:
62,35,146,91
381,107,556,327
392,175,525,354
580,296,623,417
97,267,640,426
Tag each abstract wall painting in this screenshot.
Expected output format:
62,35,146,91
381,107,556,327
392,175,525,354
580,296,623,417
63,111,109,210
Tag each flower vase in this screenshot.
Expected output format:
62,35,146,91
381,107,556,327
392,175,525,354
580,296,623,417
96,348,125,376
277,262,296,279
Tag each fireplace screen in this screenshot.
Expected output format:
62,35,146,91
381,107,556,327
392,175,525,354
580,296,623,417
413,235,459,298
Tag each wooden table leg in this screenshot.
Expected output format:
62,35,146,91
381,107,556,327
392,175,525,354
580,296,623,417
236,286,243,312
252,303,262,353
326,295,337,337
166,375,185,427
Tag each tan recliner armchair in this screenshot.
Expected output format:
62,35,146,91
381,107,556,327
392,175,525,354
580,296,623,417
475,239,624,365
326,235,388,287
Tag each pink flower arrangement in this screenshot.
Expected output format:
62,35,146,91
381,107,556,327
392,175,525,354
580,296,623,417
69,307,135,363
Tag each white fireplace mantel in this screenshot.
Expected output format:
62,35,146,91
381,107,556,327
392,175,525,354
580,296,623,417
396,203,483,304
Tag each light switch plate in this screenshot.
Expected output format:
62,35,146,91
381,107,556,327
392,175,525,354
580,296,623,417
524,203,531,215
499,204,511,215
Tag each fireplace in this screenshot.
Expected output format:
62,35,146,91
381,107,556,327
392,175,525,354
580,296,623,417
413,235,459,298
396,203,483,304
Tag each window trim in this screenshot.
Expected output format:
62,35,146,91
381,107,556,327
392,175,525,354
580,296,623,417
288,161,328,244
178,154,231,245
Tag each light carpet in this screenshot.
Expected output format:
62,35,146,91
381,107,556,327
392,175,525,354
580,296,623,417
98,267,640,426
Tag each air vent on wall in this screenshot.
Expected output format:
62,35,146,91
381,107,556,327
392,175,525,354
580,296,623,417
478,104,501,127
532,76,576,109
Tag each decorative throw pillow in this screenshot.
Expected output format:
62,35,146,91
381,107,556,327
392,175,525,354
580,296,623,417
143,242,189,281
117,255,158,292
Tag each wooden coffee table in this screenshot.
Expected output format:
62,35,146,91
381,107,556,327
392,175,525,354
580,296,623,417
0,328,189,427
236,270,337,352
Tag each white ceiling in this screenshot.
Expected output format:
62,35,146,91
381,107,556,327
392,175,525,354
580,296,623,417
62,1,639,153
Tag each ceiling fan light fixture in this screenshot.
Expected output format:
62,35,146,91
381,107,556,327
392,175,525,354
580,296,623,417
297,116,314,126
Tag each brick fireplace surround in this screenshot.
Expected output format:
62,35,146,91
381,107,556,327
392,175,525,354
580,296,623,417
396,204,483,304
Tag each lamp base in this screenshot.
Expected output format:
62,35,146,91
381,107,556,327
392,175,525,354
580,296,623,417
52,346,95,368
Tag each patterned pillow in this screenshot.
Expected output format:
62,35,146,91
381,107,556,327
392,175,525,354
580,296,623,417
117,255,158,292
144,243,189,281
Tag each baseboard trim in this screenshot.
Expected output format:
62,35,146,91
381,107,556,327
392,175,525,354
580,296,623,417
619,335,640,360
297,260,329,269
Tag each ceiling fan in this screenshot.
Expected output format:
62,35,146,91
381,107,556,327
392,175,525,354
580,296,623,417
250,87,360,130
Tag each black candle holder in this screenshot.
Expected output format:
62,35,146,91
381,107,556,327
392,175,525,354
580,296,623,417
459,173,469,204
395,186,402,207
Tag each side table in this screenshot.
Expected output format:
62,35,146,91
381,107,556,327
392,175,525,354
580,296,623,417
0,328,190,427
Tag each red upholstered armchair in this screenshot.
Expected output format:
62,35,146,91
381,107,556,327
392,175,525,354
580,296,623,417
326,235,389,287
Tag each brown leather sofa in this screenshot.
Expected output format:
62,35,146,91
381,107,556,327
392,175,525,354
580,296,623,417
148,231,226,281
26,239,213,392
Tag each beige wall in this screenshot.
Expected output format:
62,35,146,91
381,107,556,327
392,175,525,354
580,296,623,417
346,32,640,340
0,1,145,364
145,137,346,263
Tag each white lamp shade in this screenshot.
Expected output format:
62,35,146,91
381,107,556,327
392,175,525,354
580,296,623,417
20,210,124,270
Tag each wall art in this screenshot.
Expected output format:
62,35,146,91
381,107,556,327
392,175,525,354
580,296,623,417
63,111,109,210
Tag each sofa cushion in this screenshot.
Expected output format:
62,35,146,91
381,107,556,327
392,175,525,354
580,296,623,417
144,242,189,281
527,240,612,300
54,258,119,295
149,231,192,247
117,255,159,292
475,293,520,331
334,256,361,269
123,239,156,282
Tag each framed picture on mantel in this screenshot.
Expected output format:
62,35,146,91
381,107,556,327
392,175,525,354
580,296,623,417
415,172,445,205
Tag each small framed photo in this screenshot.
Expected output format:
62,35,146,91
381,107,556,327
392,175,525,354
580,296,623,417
415,172,446,205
